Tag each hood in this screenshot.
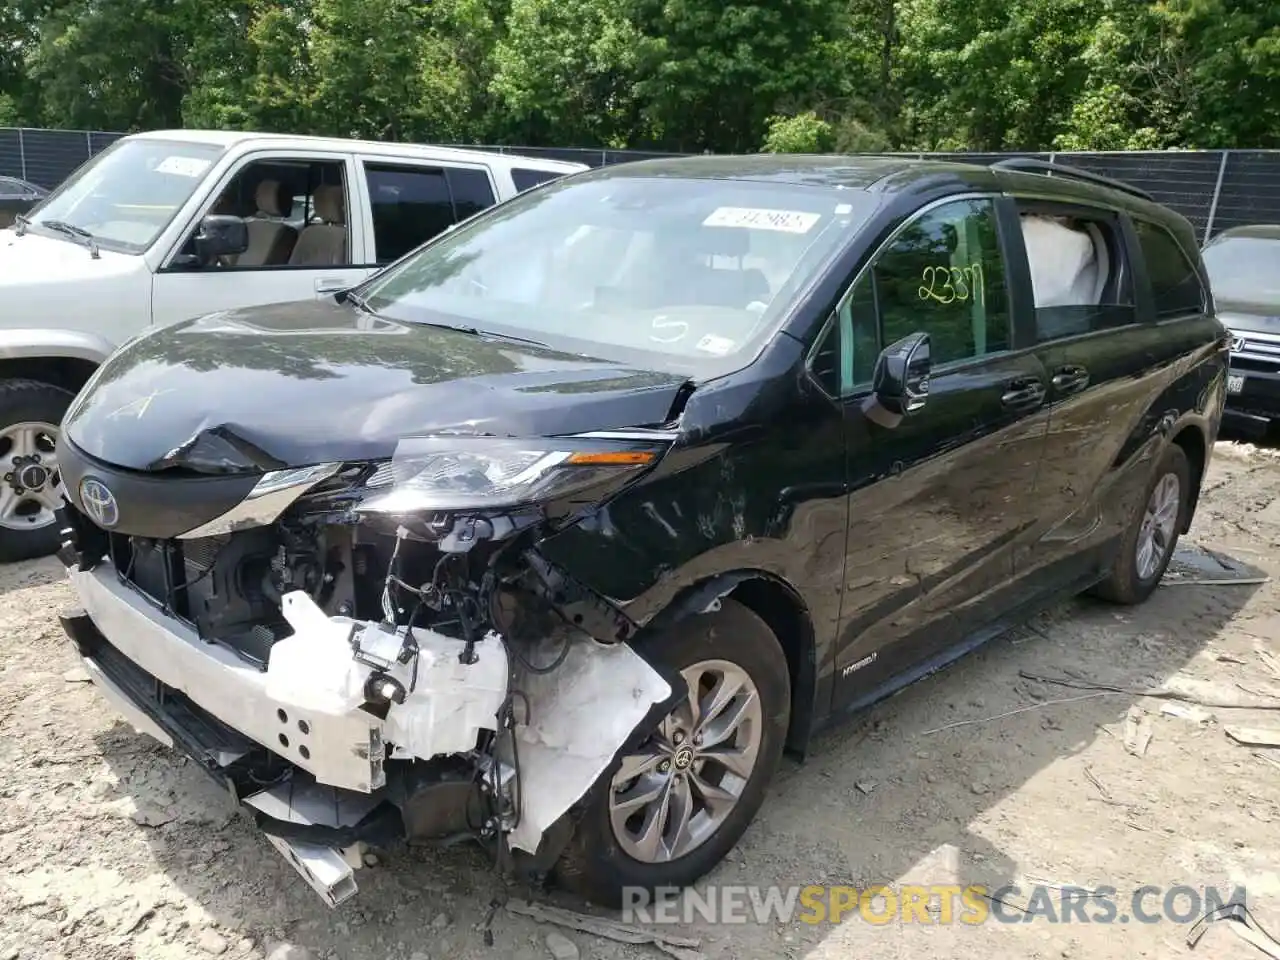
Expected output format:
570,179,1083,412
0,228,137,284
1218,297,1280,336
63,299,692,473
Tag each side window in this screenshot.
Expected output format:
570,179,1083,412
512,167,565,192
875,198,1011,365
1134,219,1205,319
364,164,498,264
1016,204,1136,342
448,167,497,220
176,158,349,270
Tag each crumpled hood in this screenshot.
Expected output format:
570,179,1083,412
63,299,692,473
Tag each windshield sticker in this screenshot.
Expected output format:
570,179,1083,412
155,156,212,178
703,207,821,234
919,264,986,306
835,203,853,215
695,334,736,356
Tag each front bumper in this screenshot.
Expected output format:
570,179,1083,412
67,562,387,792
61,556,676,907
1225,334,1280,430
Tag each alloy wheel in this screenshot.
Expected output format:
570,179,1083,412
1136,471,1180,581
0,421,61,532
608,658,763,864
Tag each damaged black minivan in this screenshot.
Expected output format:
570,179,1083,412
55,155,1227,908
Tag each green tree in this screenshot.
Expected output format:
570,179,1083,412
627,0,848,152
308,0,428,140
490,0,644,147
762,112,835,153
1058,0,1280,150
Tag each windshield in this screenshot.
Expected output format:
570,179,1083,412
1203,235,1280,305
25,138,226,253
359,173,879,373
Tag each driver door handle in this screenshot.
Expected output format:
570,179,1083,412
1051,364,1090,393
315,277,347,295
1001,376,1046,410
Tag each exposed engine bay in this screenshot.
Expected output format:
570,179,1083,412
57,439,679,906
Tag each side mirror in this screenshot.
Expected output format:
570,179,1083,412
194,214,249,262
863,332,931,428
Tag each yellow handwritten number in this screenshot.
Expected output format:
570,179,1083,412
919,264,985,305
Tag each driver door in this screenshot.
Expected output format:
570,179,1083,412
151,151,372,328
825,196,1052,706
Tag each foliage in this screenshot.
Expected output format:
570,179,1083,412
762,112,835,153
0,0,1275,153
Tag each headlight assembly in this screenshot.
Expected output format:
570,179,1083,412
354,435,670,516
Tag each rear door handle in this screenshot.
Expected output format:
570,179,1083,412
1051,364,1090,393
1001,376,1046,410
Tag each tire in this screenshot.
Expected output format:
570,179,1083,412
0,379,74,564
1090,443,1191,605
554,598,790,907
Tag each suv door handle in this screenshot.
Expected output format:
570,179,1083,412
1051,364,1090,393
1001,376,1046,410
315,277,347,294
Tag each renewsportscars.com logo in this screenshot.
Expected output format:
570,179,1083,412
622,883,1248,926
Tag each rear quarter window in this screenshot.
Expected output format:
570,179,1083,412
511,167,566,192
1135,219,1205,318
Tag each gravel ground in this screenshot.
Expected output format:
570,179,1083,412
4,440,1280,960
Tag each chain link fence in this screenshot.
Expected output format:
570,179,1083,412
3,127,1277,243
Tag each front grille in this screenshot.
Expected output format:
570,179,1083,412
1232,333,1280,372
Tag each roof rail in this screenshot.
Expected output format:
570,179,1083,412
989,157,1155,202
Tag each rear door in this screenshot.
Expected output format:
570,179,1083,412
1013,198,1213,590
822,195,1052,704
350,159,499,270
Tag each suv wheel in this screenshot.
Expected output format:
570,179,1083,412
0,379,73,563
554,598,790,907
1091,443,1191,605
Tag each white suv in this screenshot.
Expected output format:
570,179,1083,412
0,130,586,561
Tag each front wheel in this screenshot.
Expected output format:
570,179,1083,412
0,379,73,564
1091,443,1191,605
554,599,791,907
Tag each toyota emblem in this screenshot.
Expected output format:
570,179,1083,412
79,477,119,528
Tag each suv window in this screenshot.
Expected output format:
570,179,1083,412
811,198,1010,397
178,157,349,270
1135,219,1205,318
512,167,566,192
1014,204,1136,342
877,198,1011,366
364,164,498,264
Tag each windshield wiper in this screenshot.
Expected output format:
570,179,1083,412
42,219,99,259
419,320,549,349
12,213,30,236
341,290,374,313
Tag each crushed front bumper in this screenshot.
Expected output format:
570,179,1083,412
66,562,387,792
61,559,675,907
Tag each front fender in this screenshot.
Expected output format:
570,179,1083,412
0,327,116,364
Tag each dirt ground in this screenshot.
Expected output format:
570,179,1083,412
5,440,1280,960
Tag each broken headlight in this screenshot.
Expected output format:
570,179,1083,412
355,435,669,516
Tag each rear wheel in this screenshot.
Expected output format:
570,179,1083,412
1091,443,1190,605
0,379,72,564
554,599,790,907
